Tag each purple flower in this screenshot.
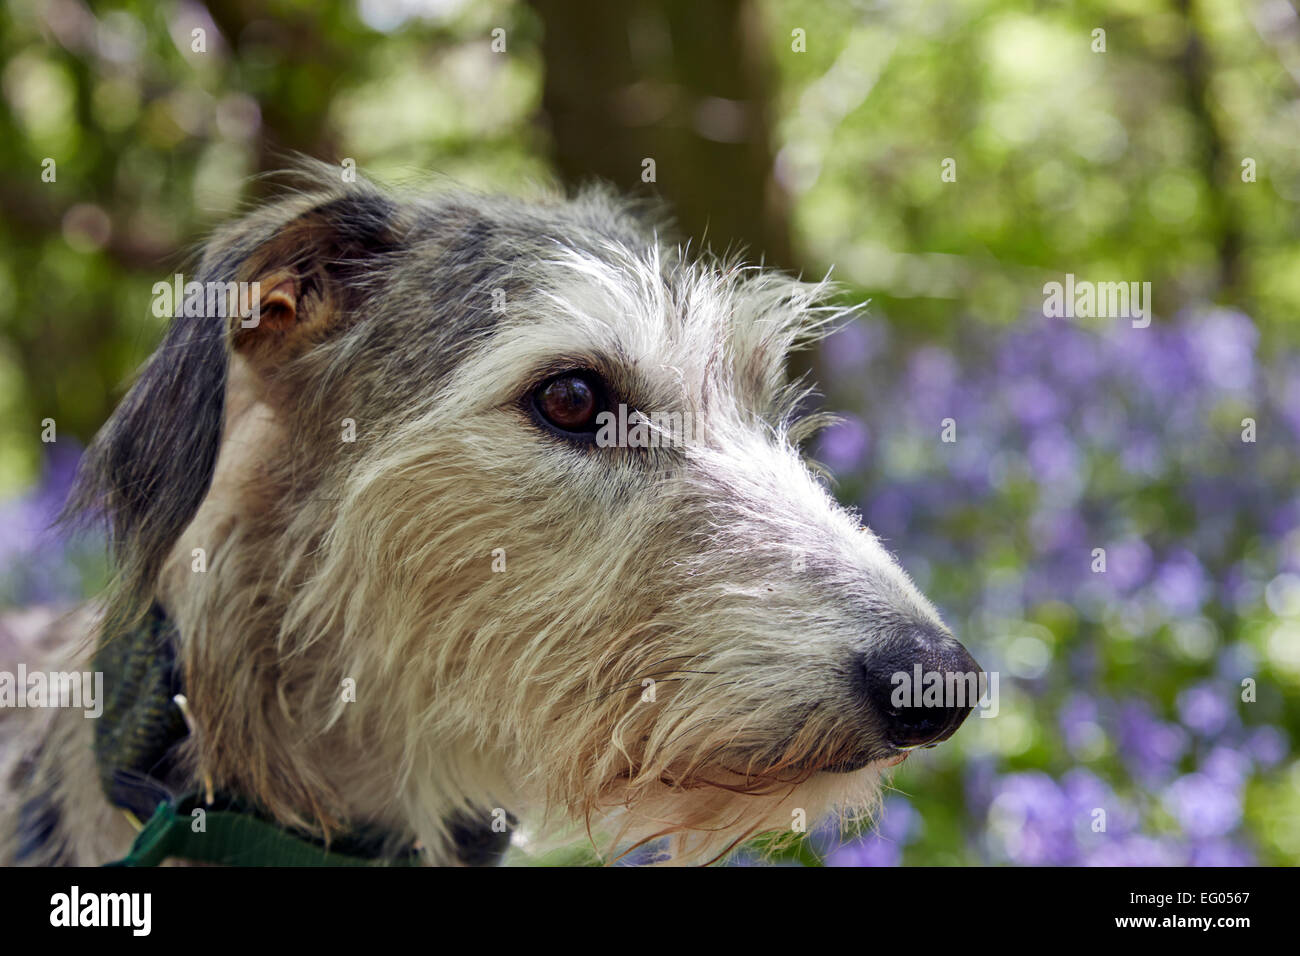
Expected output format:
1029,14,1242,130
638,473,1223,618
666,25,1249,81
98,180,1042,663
907,345,958,392
1107,538,1153,592
826,798,917,867
1267,501,1300,541
878,797,920,844
1030,506,1087,558
1200,746,1252,788
1115,701,1188,783
817,416,870,472
821,319,887,378
1026,428,1082,489
1162,773,1242,839
1007,377,1064,430
1278,361,1300,440
985,772,1079,865
1048,325,1107,393
1064,768,1144,845
802,305,1297,868
1189,839,1255,867
963,757,999,815
1120,434,1163,477
1059,693,1101,754
1186,309,1258,393
821,790,925,868
866,487,912,539
903,345,961,423
1060,767,1108,807
827,836,901,867
1216,643,1259,682
1176,683,1232,738
1151,550,1210,616
1087,835,1187,866
1221,564,1259,611
0,443,87,604
1245,726,1288,767
1109,324,1194,404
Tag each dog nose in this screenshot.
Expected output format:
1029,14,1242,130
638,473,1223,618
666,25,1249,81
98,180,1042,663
861,626,981,749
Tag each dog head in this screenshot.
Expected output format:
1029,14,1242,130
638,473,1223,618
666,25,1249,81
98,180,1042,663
72,162,979,864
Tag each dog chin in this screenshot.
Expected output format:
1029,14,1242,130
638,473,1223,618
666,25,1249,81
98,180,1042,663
820,751,909,773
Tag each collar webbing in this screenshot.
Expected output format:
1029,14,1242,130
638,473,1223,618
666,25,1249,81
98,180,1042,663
94,603,425,867
108,793,423,867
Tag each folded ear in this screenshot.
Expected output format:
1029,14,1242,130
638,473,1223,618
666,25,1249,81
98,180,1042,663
64,185,403,635
228,193,401,368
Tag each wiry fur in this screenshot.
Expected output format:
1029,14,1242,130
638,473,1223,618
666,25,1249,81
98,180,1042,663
2,162,961,865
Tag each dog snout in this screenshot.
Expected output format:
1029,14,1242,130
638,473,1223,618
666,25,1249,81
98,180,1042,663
861,626,982,749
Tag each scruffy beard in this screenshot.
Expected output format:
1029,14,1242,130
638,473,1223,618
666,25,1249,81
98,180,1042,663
33,171,973,870
540,763,888,866
150,239,945,867
160,406,931,866
491,634,898,865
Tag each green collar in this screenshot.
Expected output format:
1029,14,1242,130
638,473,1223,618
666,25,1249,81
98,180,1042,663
94,603,435,867
109,792,423,867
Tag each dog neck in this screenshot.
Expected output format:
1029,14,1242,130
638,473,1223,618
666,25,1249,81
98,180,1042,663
146,356,509,865
92,602,510,866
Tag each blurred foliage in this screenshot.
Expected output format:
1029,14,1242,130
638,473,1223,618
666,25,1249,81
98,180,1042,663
768,0,1300,347
0,0,548,493
755,0,1300,866
1,0,1298,865
799,308,1300,866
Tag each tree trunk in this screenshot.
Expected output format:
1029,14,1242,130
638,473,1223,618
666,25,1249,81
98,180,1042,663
528,0,794,271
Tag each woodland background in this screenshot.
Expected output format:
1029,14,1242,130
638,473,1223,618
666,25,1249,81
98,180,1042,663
1,0,1298,865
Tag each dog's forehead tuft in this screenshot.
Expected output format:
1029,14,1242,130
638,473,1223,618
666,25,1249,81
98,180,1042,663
492,231,834,408
215,179,838,424
402,187,665,268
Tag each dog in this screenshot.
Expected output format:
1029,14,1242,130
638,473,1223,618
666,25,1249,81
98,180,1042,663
1,162,979,866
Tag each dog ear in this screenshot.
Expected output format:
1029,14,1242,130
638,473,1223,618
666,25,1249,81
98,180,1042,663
63,190,401,622
229,194,400,368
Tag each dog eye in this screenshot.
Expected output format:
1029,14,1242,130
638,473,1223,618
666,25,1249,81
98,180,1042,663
533,372,604,434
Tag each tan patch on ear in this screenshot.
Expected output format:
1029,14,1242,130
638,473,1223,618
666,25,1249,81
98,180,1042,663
230,217,347,367
258,275,299,331
230,271,316,359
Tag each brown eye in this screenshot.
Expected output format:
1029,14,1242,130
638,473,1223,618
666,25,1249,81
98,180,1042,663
534,373,602,433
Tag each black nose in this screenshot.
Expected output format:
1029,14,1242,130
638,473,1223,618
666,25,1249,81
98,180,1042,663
862,626,981,749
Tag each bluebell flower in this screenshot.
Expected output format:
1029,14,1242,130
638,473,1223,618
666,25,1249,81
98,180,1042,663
821,319,888,378
816,416,871,472
1186,309,1258,393
826,834,902,867
1175,683,1233,738
1189,839,1255,867
1106,538,1154,593
1087,834,1186,866
1151,550,1210,616
0,442,86,605
1200,746,1252,788
985,772,1079,865
824,796,920,867
1162,772,1242,839
1244,726,1288,767
1115,701,1188,784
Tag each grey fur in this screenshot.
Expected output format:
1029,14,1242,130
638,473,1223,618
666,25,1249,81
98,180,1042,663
5,162,976,866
